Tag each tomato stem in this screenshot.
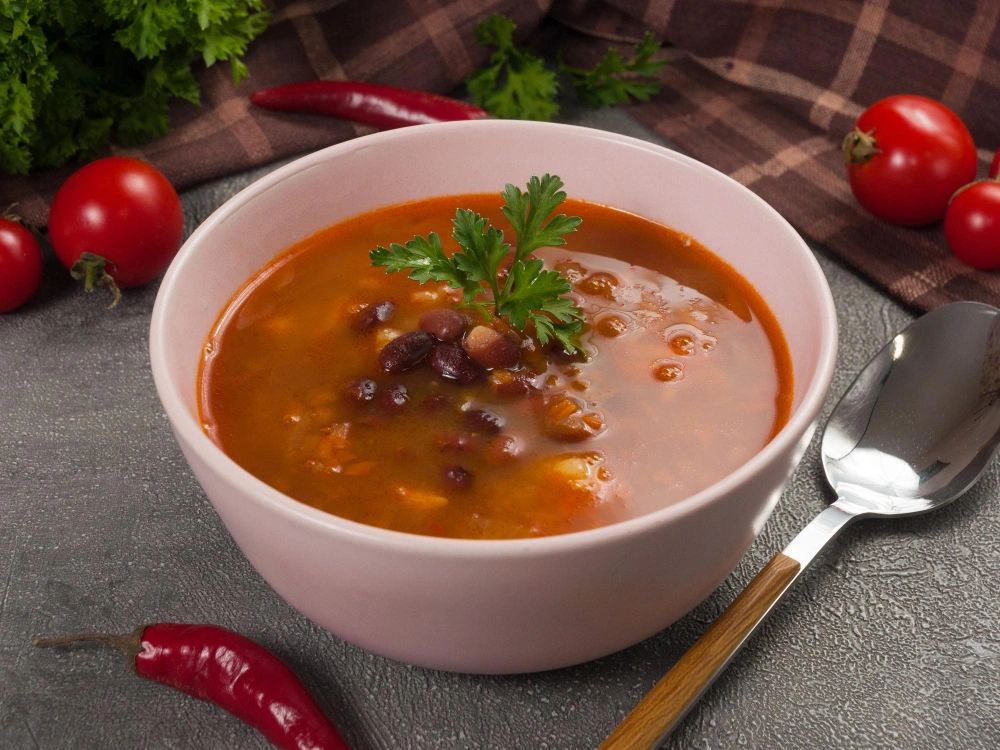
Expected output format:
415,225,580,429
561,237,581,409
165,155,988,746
1,203,45,242
70,252,122,309
950,174,1000,204
842,127,881,164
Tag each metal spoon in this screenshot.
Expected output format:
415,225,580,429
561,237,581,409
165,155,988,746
601,300,1000,750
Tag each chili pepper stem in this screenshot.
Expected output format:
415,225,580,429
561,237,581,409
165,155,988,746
69,252,122,309
34,625,146,674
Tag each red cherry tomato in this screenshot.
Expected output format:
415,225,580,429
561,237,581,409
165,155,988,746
944,181,1000,270
990,150,999,179
49,157,183,306
0,217,44,313
843,95,977,226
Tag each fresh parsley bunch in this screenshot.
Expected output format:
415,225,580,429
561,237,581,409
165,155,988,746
1,0,270,175
370,175,585,355
465,15,560,122
467,15,666,122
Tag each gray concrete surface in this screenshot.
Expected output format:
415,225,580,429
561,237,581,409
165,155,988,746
2,107,998,749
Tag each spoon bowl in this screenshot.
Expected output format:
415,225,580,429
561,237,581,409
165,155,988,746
823,301,1000,517
603,301,1000,750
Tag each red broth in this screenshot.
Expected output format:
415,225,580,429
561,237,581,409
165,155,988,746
199,195,793,539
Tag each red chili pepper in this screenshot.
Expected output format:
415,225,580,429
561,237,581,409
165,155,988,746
250,81,489,130
35,623,350,750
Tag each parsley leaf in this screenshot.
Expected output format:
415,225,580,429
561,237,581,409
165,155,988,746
500,258,573,328
561,32,666,108
466,14,560,121
370,232,476,298
0,0,270,176
501,259,584,355
370,175,586,355
501,174,582,261
530,312,584,354
451,208,510,305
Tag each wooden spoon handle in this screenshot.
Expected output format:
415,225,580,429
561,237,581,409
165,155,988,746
599,553,802,750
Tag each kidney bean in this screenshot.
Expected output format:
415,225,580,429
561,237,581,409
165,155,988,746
429,344,484,384
463,325,519,369
422,393,452,411
352,300,395,332
378,384,409,413
443,465,473,490
378,330,435,372
463,407,504,435
485,435,524,465
419,308,466,342
343,377,377,405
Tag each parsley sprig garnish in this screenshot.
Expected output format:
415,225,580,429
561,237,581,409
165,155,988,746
466,15,666,122
370,175,585,355
560,32,667,108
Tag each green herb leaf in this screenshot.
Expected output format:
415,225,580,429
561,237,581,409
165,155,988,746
370,176,585,355
370,232,476,297
451,208,510,303
561,32,666,109
473,11,515,50
530,312,585,355
499,258,574,326
501,174,582,261
0,0,270,176
501,258,585,355
467,14,560,122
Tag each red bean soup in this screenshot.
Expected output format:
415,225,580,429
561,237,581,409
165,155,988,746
200,194,793,540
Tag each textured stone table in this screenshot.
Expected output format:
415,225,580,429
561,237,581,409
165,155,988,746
2,107,998,750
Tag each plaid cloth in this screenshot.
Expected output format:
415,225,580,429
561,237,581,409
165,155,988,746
3,0,999,311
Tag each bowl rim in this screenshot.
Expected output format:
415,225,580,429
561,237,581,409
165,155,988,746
150,119,838,557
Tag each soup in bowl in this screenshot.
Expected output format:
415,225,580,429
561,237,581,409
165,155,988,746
151,121,836,673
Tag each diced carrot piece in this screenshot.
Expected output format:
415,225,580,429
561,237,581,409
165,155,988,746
396,486,449,510
410,289,442,305
375,328,402,348
315,423,350,461
343,461,377,476
552,456,591,481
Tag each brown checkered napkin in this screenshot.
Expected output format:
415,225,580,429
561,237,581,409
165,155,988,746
3,0,999,312
551,0,1000,311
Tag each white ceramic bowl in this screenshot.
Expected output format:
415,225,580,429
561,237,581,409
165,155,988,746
150,121,837,674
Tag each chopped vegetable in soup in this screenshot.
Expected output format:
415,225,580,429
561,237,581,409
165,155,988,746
200,180,792,539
